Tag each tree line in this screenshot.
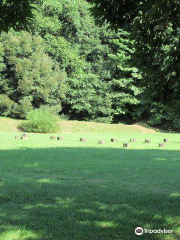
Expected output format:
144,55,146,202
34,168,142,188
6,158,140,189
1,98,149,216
0,0,179,130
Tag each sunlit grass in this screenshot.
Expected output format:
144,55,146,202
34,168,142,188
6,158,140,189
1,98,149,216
0,117,158,134
0,133,180,240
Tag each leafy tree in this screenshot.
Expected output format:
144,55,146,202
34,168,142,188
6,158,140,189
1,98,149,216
91,1,180,30
31,0,84,75
92,0,180,128
108,30,142,121
90,0,138,28
0,0,144,125
0,0,34,31
131,1,180,128
64,73,112,123
0,94,14,116
32,0,114,122
0,30,66,118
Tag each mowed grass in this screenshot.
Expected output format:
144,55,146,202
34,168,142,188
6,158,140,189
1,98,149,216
0,132,180,240
0,117,158,134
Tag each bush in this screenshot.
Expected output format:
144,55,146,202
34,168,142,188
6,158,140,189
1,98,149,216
19,109,60,133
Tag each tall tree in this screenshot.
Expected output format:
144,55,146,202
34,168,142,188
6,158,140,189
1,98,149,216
32,0,114,122
108,30,142,122
92,0,180,128
0,30,66,118
0,0,144,124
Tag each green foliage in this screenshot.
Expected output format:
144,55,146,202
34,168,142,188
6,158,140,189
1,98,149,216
92,0,180,129
1,0,179,130
13,96,33,119
32,0,142,123
0,0,34,31
172,119,180,130
0,30,66,119
91,0,138,28
108,30,142,121
0,94,14,116
131,2,180,127
31,0,85,76
64,73,112,123
32,0,115,122
20,109,59,133
0,0,145,125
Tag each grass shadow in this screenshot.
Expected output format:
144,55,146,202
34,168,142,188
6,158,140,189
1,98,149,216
0,147,180,240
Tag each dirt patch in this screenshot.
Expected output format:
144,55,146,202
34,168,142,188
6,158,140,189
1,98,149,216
128,123,157,133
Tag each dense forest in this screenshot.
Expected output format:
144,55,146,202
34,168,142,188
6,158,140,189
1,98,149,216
0,0,179,130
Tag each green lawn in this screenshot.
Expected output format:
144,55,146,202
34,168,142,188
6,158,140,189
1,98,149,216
0,117,158,134
0,133,180,240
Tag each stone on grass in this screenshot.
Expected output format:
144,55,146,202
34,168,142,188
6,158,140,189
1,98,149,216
15,136,21,139
57,137,64,141
164,139,169,143
130,139,136,142
80,138,87,142
50,136,56,140
21,136,28,140
145,139,152,143
22,133,28,137
111,139,118,142
159,143,165,147
98,140,104,144
123,143,130,148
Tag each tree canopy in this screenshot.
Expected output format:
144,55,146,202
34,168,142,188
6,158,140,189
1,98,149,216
91,1,180,29
91,0,180,128
0,0,34,31
0,0,180,130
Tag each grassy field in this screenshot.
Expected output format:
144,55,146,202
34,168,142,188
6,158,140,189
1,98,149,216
0,131,180,240
0,117,158,134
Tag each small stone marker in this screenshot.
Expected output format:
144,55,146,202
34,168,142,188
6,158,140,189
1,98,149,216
57,137,64,141
123,143,130,148
50,136,56,140
21,136,28,140
98,140,104,144
164,139,169,143
111,139,118,142
145,139,152,143
22,133,28,137
80,138,87,142
15,136,21,139
159,143,165,147
130,138,136,142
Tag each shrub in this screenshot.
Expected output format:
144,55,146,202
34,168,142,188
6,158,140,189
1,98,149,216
19,109,60,133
